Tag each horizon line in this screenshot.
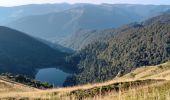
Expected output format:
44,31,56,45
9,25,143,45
0,2,170,7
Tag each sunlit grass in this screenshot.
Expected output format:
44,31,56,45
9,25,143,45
1,61,170,100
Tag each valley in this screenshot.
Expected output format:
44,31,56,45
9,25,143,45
0,2,170,100
0,26,76,87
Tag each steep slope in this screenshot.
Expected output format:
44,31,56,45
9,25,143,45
0,26,68,76
64,11,170,86
6,4,170,42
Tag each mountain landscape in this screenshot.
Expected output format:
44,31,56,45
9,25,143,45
0,2,170,100
5,4,170,43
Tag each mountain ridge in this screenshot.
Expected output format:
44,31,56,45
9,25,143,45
6,4,170,42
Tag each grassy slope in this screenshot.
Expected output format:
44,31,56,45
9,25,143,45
0,61,170,100
0,76,38,94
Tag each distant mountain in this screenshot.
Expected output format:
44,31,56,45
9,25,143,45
64,11,170,86
6,4,170,44
60,29,116,50
37,38,74,53
60,23,144,50
0,26,68,76
0,3,76,25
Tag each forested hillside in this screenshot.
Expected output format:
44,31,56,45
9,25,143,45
0,26,68,76
64,11,170,86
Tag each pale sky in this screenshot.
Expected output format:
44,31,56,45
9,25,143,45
0,0,170,7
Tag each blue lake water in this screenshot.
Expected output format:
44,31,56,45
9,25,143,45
35,68,71,87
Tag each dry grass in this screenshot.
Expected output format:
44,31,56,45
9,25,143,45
0,62,170,100
94,81,170,100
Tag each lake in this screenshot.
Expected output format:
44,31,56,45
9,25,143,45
35,68,71,87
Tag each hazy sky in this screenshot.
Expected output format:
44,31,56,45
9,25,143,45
0,0,170,7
